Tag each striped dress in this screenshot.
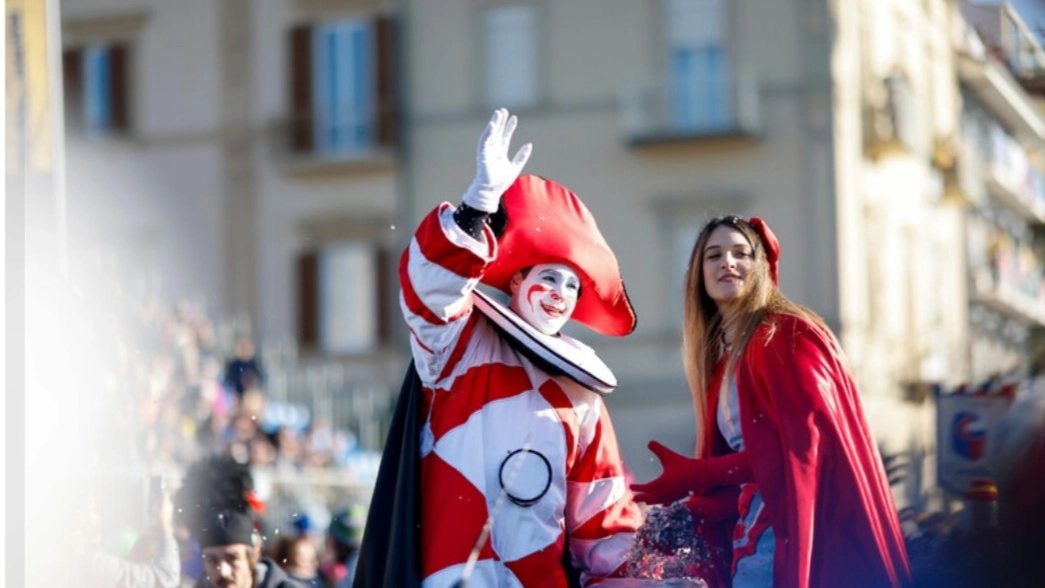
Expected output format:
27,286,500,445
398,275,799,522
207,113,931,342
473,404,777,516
400,203,641,587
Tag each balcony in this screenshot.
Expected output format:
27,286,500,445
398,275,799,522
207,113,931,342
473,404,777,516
621,72,762,146
959,0,1045,97
271,106,398,176
969,282,1045,327
966,215,1045,327
1006,23,1045,95
982,126,1045,224
954,7,1045,148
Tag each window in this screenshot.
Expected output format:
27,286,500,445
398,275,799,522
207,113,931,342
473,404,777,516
667,0,729,131
288,16,397,157
484,4,538,109
297,243,392,354
62,42,131,136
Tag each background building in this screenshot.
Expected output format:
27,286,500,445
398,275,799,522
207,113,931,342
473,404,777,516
54,0,1045,515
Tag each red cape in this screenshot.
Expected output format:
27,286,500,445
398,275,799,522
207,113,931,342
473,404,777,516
702,314,912,588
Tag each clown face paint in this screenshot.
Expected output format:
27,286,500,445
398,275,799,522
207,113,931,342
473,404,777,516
509,263,580,335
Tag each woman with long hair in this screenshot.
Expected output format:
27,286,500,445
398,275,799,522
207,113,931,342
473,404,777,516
631,215,911,587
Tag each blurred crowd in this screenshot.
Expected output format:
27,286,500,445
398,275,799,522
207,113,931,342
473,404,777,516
123,298,364,474
67,291,380,588
73,451,367,588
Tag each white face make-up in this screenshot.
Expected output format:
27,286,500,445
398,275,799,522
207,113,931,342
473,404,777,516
509,263,581,335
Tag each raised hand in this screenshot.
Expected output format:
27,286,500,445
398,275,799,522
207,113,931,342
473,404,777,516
462,108,533,213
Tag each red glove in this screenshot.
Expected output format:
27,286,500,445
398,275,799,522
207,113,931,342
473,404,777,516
683,487,742,525
630,440,754,505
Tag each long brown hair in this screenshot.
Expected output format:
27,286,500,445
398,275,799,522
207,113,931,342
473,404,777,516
682,215,832,457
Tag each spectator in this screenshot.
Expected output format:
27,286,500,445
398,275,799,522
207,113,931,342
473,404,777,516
274,426,304,469
271,536,323,588
174,454,266,585
249,433,278,467
82,484,181,588
224,336,264,399
196,509,301,588
322,507,364,588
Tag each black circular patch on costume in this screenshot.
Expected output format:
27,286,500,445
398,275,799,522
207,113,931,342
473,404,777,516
499,448,552,507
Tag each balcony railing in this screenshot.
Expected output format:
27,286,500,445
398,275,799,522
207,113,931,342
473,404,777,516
966,214,1045,327
954,6,1045,147
621,72,762,145
962,0,1045,92
982,125,1045,223
1006,31,1045,87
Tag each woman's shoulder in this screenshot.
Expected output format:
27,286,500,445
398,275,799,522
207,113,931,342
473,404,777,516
749,311,834,353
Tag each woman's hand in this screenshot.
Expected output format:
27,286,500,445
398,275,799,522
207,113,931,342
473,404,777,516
630,440,754,505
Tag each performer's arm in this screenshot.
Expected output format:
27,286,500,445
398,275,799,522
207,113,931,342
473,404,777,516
399,203,496,386
563,398,642,586
398,108,531,386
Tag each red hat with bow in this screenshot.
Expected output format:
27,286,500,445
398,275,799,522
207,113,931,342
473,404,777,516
482,175,637,337
748,216,780,285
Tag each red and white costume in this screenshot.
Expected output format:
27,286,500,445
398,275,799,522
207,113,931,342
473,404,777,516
400,198,642,587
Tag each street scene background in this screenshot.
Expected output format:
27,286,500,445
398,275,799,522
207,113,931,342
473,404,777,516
8,0,1045,586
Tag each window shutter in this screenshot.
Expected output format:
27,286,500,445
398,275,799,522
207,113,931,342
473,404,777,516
289,24,314,152
62,48,84,130
374,15,398,147
298,251,319,349
109,43,130,132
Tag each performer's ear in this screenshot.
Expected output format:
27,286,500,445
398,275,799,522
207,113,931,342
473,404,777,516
509,272,524,296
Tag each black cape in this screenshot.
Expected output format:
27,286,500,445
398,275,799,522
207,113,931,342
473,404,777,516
353,362,424,588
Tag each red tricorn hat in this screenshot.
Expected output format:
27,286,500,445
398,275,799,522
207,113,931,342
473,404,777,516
482,175,637,337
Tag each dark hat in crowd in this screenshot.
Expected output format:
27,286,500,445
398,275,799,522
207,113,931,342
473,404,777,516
199,509,256,548
329,506,366,547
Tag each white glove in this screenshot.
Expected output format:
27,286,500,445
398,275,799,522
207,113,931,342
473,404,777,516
462,108,533,213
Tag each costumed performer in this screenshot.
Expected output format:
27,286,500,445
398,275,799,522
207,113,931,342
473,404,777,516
354,108,642,588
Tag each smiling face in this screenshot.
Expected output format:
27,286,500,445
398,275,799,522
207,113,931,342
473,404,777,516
509,263,581,335
702,225,755,315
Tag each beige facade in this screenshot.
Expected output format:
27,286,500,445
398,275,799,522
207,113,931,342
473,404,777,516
59,0,1045,506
